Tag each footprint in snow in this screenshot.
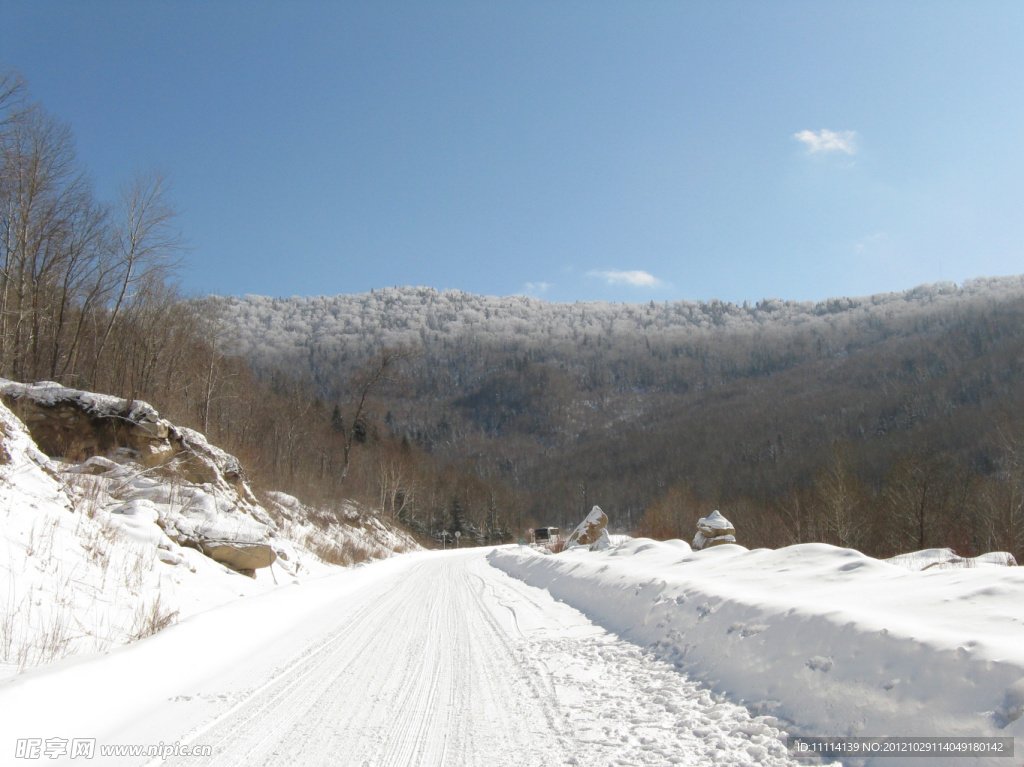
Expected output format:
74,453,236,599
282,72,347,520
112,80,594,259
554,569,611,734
806,656,834,672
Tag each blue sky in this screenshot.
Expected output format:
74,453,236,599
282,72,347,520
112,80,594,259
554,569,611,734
3,1,1023,304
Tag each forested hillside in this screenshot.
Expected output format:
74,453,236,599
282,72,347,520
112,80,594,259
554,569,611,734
212,278,1024,561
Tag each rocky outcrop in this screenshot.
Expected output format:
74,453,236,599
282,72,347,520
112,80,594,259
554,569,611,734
0,380,275,575
0,379,423,579
0,381,250,493
692,510,736,550
0,383,174,467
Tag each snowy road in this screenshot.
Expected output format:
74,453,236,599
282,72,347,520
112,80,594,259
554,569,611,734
150,550,799,766
5,550,801,766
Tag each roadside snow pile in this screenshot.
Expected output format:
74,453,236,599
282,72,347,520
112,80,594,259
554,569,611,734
490,539,1024,761
0,381,418,679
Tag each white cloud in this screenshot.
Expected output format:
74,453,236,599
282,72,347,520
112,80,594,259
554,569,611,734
524,281,551,294
794,129,857,155
588,270,663,287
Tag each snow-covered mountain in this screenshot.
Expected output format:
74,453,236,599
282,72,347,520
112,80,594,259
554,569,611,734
210,276,1024,384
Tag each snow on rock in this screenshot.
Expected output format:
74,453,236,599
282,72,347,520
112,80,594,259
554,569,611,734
564,504,608,549
0,381,419,679
1,378,280,575
589,527,612,551
1,380,174,468
490,539,1024,765
692,508,736,550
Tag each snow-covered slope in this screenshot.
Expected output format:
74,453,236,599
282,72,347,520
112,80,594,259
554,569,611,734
0,382,418,679
490,539,1024,764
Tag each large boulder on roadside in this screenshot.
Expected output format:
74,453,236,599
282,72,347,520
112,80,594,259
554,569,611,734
566,505,609,548
693,510,736,550
199,541,277,575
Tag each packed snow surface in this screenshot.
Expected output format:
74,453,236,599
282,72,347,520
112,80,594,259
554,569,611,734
3,533,1021,765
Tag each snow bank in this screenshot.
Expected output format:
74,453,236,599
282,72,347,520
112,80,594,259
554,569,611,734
489,539,1024,765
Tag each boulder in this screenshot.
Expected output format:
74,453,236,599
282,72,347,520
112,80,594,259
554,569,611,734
692,510,736,550
566,505,609,548
199,541,277,574
0,382,172,464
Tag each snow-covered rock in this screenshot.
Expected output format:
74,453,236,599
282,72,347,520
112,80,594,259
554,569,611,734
565,505,609,549
589,527,612,551
692,509,736,550
1,379,278,574
261,490,420,567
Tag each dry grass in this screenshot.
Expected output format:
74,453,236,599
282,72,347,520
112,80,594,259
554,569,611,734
302,530,379,567
1,582,78,672
63,470,109,519
130,593,178,640
3,497,178,674
0,421,10,465
24,517,59,560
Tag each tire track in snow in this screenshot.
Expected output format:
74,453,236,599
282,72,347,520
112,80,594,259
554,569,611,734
147,566,418,767
150,550,803,767
155,554,564,767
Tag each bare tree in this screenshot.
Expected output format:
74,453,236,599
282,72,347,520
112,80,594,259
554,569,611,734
0,68,30,129
0,107,100,381
376,439,419,521
338,346,419,488
814,446,864,549
91,171,184,384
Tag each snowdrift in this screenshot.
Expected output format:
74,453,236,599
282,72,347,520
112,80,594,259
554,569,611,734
490,539,1024,764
